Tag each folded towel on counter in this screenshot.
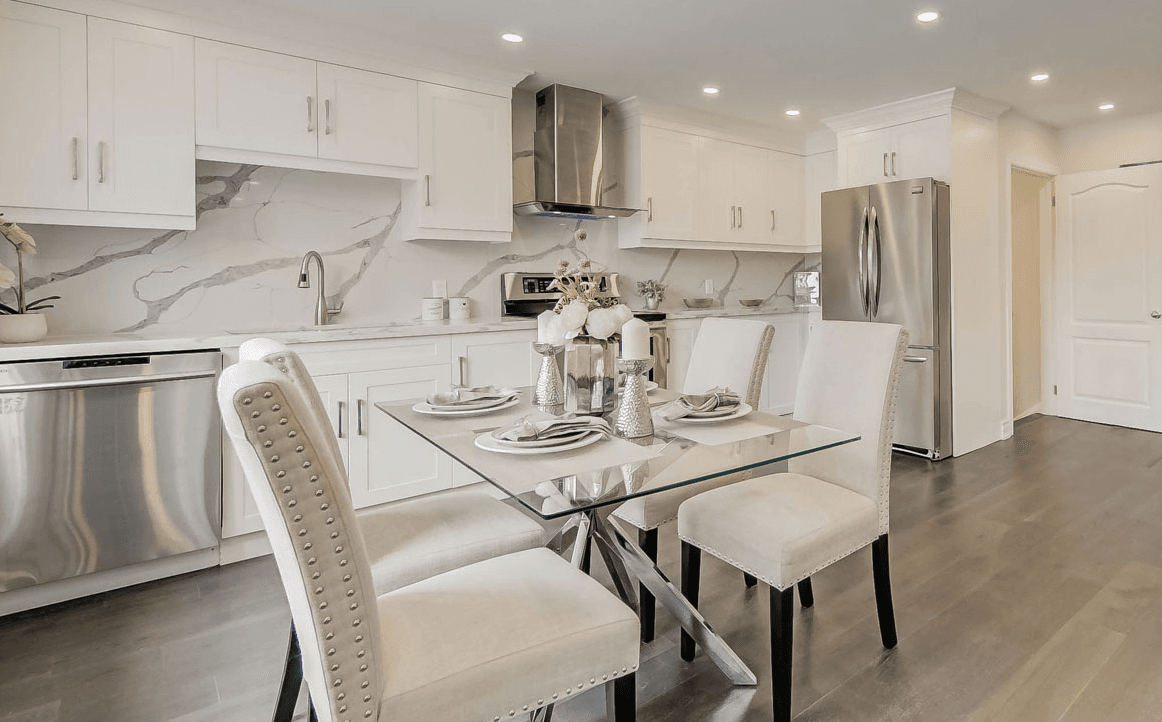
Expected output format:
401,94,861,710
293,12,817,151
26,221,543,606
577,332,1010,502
657,387,740,421
426,386,518,407
493,415,611,443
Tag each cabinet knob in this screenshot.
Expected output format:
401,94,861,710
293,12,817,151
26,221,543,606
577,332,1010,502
1152,310,1161,319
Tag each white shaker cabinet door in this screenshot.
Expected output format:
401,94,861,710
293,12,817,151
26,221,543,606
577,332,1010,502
317,63,418,169
417,83,511,232
839,127,892,189
665,319,701,392
641,126,700,241
891,115,950,181
87,19,194,216
733,144,769,245
0,1,87,211
347,366,453,508
698,137,739,242
767,150,805,247
313,372,352,473
195,39,318,157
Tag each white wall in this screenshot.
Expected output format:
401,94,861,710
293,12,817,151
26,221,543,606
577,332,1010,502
1059,111,1162,173
1011,170,1048,418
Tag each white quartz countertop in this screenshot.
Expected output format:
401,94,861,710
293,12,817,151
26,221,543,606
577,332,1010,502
0,307,808,362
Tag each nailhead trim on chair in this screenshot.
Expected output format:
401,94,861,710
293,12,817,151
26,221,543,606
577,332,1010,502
876,330,908,535
485,664,638,722
236,382,380,722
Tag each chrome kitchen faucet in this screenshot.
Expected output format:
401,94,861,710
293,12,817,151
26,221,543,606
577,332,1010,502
297,251,343,325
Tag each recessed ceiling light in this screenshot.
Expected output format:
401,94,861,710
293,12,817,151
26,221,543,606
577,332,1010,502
1099,103,1115,111
916,10,940,23
702,86,720,96
1030,72,1050,82
785,109,801,116
500,32,523,43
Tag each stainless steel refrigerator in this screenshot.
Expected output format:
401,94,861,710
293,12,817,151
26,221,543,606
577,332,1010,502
821,177,953,459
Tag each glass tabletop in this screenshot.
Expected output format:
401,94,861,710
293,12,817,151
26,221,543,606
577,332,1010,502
377,388,859,520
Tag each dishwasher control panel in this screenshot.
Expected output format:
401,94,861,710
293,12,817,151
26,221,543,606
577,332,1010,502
62,356,150,369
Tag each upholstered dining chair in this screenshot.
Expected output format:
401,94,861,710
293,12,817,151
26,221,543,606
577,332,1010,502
676,321,907,722
219,360,641,722
239,338,547,595
612,317,774,642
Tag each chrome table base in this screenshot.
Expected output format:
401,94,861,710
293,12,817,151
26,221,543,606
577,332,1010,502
566,507,759,687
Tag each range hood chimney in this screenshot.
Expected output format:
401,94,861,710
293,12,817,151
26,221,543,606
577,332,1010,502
513,84,639,219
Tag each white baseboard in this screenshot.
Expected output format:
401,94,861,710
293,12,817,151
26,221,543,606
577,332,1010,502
1014,403,1043,422
219,531,273,565
0,548,219,617
1001,419,1014,438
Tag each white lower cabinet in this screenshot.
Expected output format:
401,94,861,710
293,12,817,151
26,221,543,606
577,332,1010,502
664,318,701,391
348,365,452,507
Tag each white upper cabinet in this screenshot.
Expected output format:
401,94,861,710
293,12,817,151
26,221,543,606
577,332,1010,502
767,150,805,248
698,138,738,241
0,3,87,212
401,83,512,242
0,4,195,229
195,39,319,158
640,126,701,241
87,18,194,217
195,40,421,178
836,115,951,188
803,150,837,252
316,63,417,169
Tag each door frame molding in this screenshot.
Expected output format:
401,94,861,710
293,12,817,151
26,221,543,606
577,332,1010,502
1001,154,1058,434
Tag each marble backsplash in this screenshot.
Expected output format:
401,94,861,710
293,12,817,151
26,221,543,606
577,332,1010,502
7,162,814,338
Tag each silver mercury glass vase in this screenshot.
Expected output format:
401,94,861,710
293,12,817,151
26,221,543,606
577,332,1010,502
532,342,565,407
615,357,655,438
564,335,617,415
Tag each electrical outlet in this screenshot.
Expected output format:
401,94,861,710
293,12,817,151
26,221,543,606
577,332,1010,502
703,279,715,295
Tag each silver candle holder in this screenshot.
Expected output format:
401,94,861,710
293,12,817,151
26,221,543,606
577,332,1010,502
532,342,565,407
615,357,655,438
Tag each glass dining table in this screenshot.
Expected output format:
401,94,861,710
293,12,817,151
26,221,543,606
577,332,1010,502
377,387,858,688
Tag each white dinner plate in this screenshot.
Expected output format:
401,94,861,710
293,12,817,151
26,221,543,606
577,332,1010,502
489,427,594,449
669,403,753,424
412,396,521,417
618,380,659,394
474,429,605,455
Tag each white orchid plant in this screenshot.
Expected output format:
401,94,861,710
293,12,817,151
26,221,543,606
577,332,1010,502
0,215,59,315
539,259,633,345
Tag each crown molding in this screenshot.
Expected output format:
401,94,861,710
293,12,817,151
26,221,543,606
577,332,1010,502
823,87,1010,135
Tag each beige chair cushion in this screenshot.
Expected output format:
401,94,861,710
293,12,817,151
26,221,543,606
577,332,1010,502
359,491,547,594
379,548,640,722
678,472,878,590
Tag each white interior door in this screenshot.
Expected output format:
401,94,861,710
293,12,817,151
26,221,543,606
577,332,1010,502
87,18,194,216
0,2,87,211
1055,165,1162,431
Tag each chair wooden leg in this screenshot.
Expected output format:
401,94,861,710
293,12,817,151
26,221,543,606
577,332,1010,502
605,672,636,721
638,528,658,643
272,622,302,722
679,541,701,662
872,533,898,649
770,586,794,722
797,577,814,608
743,572,758,588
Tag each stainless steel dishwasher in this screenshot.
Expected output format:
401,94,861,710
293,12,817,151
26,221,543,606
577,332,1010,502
0,350,222,593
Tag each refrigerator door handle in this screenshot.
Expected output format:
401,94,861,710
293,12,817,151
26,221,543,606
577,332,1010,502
858,206,869,316
869,205,881,317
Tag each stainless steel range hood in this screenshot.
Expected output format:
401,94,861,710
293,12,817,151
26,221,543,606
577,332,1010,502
513,84,639,219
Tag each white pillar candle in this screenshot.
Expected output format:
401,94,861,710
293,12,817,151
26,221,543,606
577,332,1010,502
537,309,556,344
620,318,650,360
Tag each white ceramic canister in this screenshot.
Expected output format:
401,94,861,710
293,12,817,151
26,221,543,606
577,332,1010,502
448,297,470,319
421,297,446,321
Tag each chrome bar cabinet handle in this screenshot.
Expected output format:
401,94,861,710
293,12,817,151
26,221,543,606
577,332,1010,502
771,209,776,231
737,205,743,229
306,96,315,132
730,205,736,229
883,152,889,177
891,151,897,176
424,175,431,207
324,99,332,135
337,400,345,438
356,399,364,436
71,137,80,181
97,141,106,183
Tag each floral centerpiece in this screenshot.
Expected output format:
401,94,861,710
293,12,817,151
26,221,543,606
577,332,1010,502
538,259,633,414
636,279,666,310
0,215,58,343
538,259,633,345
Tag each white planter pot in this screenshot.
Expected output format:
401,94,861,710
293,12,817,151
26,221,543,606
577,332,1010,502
0,313,48,344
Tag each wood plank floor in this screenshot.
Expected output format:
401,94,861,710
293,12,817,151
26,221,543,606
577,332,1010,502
3,414,1162,721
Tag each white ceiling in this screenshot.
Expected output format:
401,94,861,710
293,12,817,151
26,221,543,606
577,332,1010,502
123,0,1162,132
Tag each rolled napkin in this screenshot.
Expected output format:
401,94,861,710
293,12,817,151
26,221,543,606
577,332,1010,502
493,414,611,443
426,386,518,407
657,387,741,421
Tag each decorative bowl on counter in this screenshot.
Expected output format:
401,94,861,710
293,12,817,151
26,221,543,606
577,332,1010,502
739,299,765,308
683,298,715,309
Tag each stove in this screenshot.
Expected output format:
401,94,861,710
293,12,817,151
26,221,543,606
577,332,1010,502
500,271,670,387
